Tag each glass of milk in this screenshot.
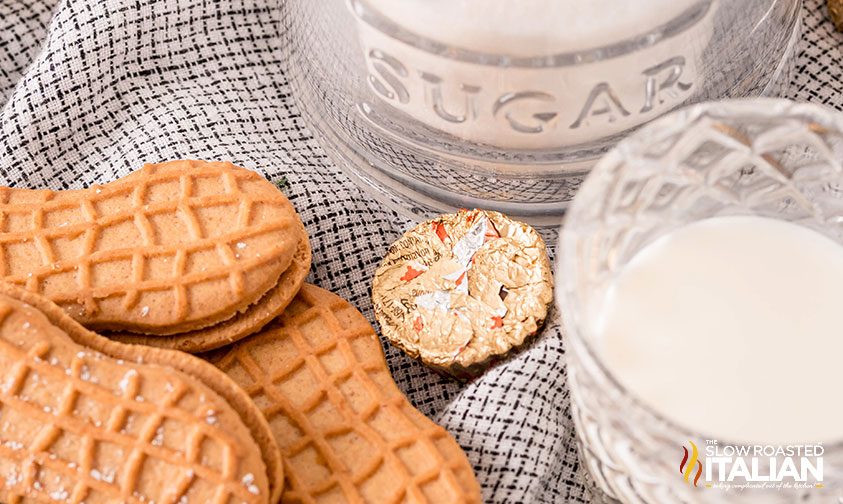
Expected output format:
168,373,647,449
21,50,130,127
282,0,802,225
558,98,843,503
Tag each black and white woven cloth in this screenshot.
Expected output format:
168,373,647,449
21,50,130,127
0,1,840,502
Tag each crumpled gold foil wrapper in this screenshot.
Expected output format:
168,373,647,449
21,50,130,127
831,0,843,32
372,209,553,380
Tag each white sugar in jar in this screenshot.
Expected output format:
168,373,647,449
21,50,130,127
284,1,802,225
353,0,710,149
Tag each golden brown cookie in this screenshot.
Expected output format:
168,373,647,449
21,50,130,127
205,284,482,504
0,160,303,336
109,230,311,353
0,282,278,504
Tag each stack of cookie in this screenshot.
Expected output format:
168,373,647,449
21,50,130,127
0,160,311,353
0,282,280,503
0,160,481,504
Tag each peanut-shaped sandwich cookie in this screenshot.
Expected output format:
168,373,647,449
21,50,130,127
206,284,482,504
0,160,311,352
0,282,284,503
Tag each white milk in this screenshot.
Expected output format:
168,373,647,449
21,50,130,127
597,216,843,444
350,0,711,149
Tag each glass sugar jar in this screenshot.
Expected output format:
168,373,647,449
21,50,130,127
281,0,802,225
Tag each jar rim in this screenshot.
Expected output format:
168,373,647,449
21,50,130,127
349,0,711,68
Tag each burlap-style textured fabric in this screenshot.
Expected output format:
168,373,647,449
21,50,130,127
0,1,840,502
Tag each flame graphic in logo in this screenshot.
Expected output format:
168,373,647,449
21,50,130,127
679,441,703,487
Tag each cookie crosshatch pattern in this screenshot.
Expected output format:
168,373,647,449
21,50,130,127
110,235,311,353
209,284,481,503
0,0,840,502
0,161,301,335
0,294,268,504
